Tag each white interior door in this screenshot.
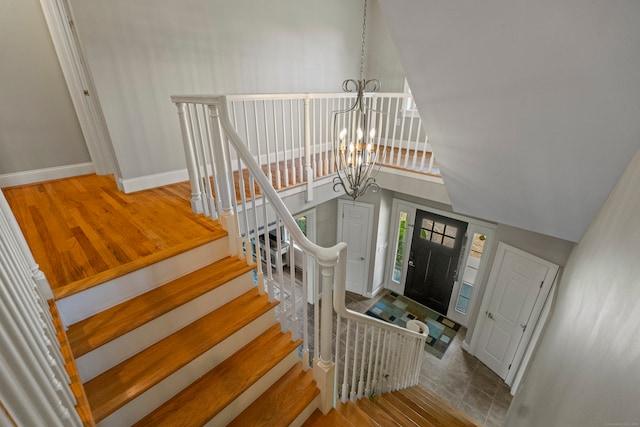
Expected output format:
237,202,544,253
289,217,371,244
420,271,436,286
473,243,558,379
338,200,373,295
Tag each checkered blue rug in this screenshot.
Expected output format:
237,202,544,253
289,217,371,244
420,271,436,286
365,291,460,359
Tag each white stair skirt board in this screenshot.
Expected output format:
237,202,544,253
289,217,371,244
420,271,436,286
56,237,228,325
118,169,189,193
76,273,254,382
0,163,95,188
98,308,279,427
205,350,300,427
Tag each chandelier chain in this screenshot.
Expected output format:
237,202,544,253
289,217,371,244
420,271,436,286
360,0,367,80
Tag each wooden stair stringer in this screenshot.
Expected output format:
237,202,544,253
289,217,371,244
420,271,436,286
84,287,277,424
133,324,302,426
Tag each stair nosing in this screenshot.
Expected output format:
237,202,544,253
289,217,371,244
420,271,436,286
84,287,277,422
68,255,253,357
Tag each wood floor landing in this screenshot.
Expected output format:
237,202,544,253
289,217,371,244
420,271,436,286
2,174,225,297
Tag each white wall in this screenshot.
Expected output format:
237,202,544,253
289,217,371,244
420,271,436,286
366,0,405,92
0,0,90,175
505,149,640,426
380,0,640,242
68,0,401,182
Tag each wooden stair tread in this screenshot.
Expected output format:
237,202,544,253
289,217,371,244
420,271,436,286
302,408,355,427
133,324,301,426
67,256,253,357
336,401,379,427
380,392,434,427
84,288,276,422
228,362,319,426
397,386,480,427
52,231,227,300
356,396,402,426
374,394,422,426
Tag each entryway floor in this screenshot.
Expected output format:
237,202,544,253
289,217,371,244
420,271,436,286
345,291,512,427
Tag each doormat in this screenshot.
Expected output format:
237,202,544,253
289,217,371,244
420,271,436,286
364,291,461,359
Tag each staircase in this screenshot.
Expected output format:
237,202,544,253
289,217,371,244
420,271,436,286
56,223,320,426
304,385,480,427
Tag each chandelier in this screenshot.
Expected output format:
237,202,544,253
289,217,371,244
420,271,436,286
332,0,386,200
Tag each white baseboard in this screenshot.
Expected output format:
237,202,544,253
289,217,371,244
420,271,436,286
119,169,189,193
0,163,95,188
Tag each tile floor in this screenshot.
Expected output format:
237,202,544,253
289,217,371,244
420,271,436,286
344,291,512,427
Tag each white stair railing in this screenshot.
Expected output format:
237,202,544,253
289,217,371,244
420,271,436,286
0,192,82,426
172,94,429,413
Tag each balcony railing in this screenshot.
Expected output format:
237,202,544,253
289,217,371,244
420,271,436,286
173,92,437,217
171,93,430,412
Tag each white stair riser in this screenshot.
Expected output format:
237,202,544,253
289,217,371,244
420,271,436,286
57,238,228,325
76,273,254,382
97,306,277,427
206,349,300,427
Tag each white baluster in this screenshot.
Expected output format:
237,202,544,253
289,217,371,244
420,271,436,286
397,98,407,168
341,317,352,404
175,102,204,214
365,325,376,397
420,127,429,172
275,219,287,330
304,96,314,202
289,236,298,340
253,100,262,170
249,177,264,294
261,199,274,301
370,328,382,395
272,100,281,189
263,101,273,186
350,322,360,401
301,252,310,369
357,324,367,399
289,99,296,185
407,115,416,169
194,104,215,217
236,155,251,262
297,99,303,184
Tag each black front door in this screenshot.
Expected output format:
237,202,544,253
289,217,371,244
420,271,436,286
404,210,468,315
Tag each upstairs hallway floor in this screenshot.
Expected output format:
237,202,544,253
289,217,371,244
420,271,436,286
2,174,225,299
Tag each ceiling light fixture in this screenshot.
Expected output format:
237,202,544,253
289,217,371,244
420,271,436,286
332,0,386,201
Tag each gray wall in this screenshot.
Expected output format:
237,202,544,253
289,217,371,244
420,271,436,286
0,0,90,175
505,149,640,426
68,0,404,181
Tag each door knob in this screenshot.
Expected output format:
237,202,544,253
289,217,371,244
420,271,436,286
486,311,494,320
359,257,365,261
408,260,415,267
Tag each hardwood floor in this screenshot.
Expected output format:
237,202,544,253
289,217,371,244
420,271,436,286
2,174,225,298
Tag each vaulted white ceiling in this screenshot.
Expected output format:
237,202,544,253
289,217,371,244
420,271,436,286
379,0,640,242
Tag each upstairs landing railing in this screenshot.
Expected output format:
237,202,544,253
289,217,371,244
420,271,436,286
176,92,437,216
172,94,429,412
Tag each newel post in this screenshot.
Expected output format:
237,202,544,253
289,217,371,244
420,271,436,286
175,102,204,214
207,103,239,256
303,96,314,202
313,262,336,414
